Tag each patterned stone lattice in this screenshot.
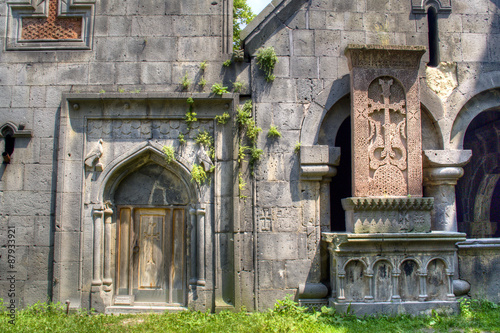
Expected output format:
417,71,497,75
22,0,82,40
367,77,408,196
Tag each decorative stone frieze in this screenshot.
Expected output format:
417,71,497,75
342,197,434,233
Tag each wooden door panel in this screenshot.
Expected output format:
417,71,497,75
116,207,186,306
138,214,164,290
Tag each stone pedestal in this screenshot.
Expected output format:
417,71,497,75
323,232,466,315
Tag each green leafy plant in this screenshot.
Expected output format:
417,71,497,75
199,76,207,89
195,130,213,147
180,72,191,90
294,141,302,154
185,98,197,128
246,120,262,144
249,145,263,165
238,172,247,199
191,164,207,185
99,89,106,94
195,129,215,161
223,59,232,67
118,87,125,93
268,125,282,138
232,81,245,93
256,46,278,82
236,100,252,126
211,83,229,96
199,61,207,70
238,144,248,163
185,110,197,128
162,145,176,164
178,133,186,144
131,88,141,93
215,112,231,125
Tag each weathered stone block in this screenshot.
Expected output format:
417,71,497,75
292,30,315,56
290,56,318,78
258,233,299,260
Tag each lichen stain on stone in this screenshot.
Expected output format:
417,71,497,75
425,62,458,100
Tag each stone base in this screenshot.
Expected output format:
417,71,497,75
105,306,188,314
298,299,329,311
323,231,466,315
329,300,459,316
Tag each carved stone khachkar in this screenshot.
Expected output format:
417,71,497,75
346,44,426,198
321,45,466,315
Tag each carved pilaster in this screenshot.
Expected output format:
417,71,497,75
91,207,103,289
102,204,113,291
196,208,206,286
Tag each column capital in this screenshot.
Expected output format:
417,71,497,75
423,166,464,186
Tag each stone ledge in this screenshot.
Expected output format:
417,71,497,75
330,300,459,316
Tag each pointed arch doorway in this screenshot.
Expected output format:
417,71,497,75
112,162,191,306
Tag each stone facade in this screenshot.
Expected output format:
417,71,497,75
0,0,499,313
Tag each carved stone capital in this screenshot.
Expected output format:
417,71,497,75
422,150,472,168
423,166,464,186
300,165,337,181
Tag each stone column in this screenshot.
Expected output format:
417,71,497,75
91,207,103,289
196,208,206,286
102,204,113,291
300,145,339,286
423,150,472,232
189,208,198,285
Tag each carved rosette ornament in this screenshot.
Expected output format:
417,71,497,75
345,45,426,197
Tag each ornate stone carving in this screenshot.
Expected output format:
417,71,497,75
22,0,82,40
84,138,103,171
7,0,96,50
342,197,434,233
345,45,426,197
87,119,213,140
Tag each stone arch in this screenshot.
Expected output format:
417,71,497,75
343,259,370,302
399,258,421,301
91,142,202,307
96,142,198,205
448,71,500,149
426,258,450,301
318,95,351,231
455,110,500,237
372,259,393,302
300,76,351,146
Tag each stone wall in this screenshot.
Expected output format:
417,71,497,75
0,0,236,309
242,0,500,308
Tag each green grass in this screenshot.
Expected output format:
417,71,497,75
1,298,499,333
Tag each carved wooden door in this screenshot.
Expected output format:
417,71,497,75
116,207,186,305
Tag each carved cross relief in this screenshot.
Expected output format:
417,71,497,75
22,0,82,40
367,78,408,196
7,0,95,50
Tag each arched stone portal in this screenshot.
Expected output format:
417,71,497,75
456,110,500,238
112,163,191,306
